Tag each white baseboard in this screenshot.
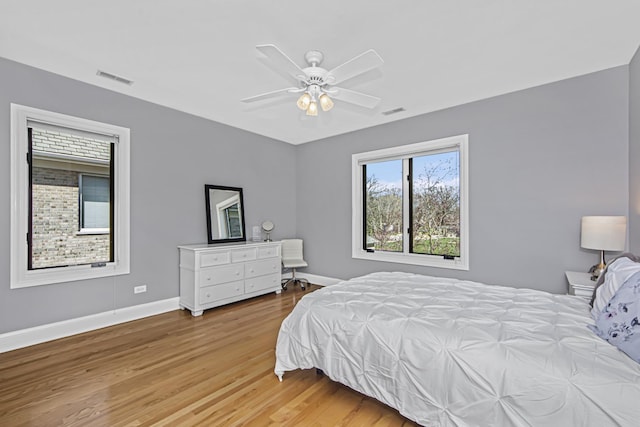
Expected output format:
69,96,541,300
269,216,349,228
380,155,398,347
0,297,180,353
0,274,342,353
295,272,345,286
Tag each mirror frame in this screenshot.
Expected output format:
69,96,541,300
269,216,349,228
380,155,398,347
204,184,246,244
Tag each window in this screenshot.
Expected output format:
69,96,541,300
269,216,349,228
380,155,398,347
11,104,130,288
216,194,242,239
79,174,111,233
352,135,469,270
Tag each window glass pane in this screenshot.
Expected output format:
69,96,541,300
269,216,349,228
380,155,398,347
411,151,460,257
30,127,113,269
81,175,110,229
364,159,403,252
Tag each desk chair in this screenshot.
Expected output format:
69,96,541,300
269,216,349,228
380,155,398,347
281,239,309,290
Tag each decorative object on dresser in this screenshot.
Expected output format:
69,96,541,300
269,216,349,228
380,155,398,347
565,270,596,300
204,184,246,244
178,241,281,316
580,215,626,280
251,225,262,242
261,220,274,242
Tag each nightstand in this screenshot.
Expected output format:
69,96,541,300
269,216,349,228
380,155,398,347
565,271,597,300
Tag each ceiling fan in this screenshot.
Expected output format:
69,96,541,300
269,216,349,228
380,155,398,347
241,44,384,116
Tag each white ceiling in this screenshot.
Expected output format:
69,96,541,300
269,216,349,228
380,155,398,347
2,1,640,145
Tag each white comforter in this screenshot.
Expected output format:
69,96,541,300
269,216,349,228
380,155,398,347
274,272,640,426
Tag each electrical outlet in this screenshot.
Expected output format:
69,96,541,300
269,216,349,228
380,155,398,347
134,285,147,294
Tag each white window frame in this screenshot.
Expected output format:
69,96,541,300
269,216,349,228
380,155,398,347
351,134,469,270
10,104,130,288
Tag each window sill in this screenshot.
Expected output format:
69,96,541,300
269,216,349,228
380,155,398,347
352,249,469,271
11,262,129,289
77,228,110,235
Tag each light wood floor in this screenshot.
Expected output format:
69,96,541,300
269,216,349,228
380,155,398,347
0,285,418,426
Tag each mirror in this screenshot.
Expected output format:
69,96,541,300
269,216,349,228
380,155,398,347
262,220,274,242
204,184,246,244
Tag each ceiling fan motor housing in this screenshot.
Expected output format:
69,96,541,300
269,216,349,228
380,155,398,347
302,50,331,88
305,73,327,87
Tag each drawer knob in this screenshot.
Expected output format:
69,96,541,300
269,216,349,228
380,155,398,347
206,293,211,298
206,277,211,281
236,271,240,275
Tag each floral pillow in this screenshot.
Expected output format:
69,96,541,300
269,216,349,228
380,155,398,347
590,254,640,317
589,270,640,363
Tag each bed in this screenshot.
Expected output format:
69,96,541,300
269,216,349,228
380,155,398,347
274,271,640,426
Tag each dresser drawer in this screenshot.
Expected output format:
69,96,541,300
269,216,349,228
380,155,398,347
245,257,281,279
200,250,230,267
257,244,280,259
245,273,280,293
231,248,257,263
199,264,244,287
200,280,244,304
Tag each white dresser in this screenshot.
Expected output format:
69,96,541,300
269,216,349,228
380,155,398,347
178,241,282,316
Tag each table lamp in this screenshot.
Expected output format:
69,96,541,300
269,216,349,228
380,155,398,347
580,216,627,280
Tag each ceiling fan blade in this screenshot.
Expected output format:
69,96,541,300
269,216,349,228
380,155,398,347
256,44,305,82
327,49,384,85
330,87,381,109
241,87,301,103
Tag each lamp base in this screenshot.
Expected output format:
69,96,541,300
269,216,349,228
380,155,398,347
588,250,608,281
590,262,606,281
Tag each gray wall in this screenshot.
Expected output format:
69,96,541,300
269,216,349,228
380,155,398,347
1,57,634,334
296,67,630,294
630,46,640,254
0,58,297,333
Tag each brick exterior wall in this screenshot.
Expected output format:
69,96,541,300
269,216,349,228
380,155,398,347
30,129,111,269
32,129,110,160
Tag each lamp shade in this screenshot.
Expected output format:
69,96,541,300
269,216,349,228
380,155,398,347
306,100,318,116
580,216,626,251
319,93,334,112
296,92,311,110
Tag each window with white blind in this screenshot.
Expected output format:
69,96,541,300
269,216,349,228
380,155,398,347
10,104,130,288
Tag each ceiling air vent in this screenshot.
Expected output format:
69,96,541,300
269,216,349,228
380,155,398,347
96,70,133,85
382,107,406,116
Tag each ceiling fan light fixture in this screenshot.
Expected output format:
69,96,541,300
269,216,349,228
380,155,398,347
319,93,334,112
243,44,384,117
296,92,311,110
306,100,318,116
